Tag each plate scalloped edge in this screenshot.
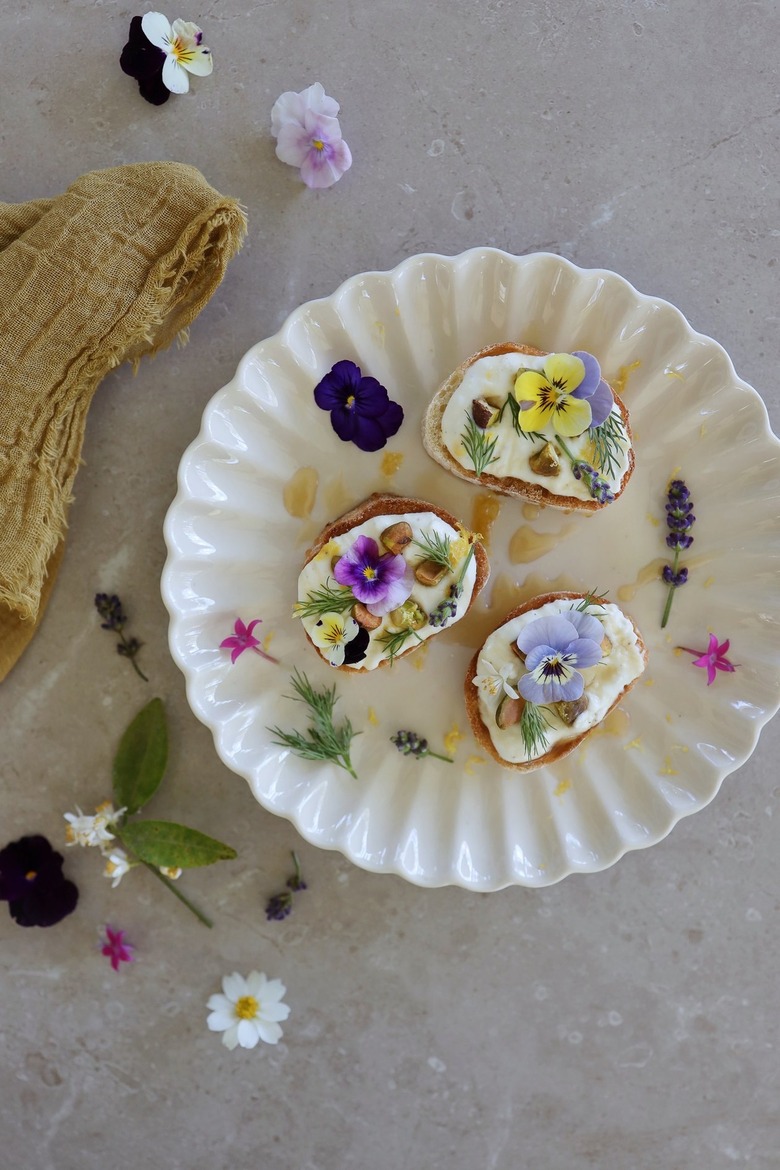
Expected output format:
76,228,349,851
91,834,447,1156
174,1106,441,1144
162,247,780,890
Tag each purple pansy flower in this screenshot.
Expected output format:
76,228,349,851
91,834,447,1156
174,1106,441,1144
271,82,352,189
0,836,78,928
516,612,603,704
570,351,614,430
314,360,404,452
333,535,413,616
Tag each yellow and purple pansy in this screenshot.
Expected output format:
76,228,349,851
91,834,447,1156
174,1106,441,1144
514,351,613,437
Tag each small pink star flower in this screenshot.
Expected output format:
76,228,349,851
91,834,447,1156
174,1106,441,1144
101,925,135,972
678,634,737,686
220,618,279,665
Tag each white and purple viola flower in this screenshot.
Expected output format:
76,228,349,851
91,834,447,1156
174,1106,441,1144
333,535,413,617
271,82,353,189
516,610,603,704
120,13,213,105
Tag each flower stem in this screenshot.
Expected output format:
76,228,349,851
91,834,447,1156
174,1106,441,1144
253,646,280,665
555,435,575,463
660,549,679,629
426,750,455,764
141,861,212,927
119,630,149,681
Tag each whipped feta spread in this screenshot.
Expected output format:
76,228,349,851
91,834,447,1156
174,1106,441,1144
475,598,645,763
440,353,631,500
298,511,478,671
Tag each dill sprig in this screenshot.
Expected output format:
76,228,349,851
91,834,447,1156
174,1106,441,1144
574,588,609,612
267,669,359,778
412,530,453,571
588,412,627,479
497,394,546,442
519,701,553,759
377,626,424,664
293,579,356,620
461,412,499,477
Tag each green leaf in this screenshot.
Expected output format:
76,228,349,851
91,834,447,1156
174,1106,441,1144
112,698,168,815
120,821,237,869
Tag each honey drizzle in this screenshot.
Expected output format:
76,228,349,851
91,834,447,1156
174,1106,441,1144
283,466,318,519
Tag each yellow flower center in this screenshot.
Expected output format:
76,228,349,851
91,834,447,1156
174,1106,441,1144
363,567,377,580
170,37,196,64
235,995,259,1020
312,138,325,152
25,870,37,881
345,394,355,407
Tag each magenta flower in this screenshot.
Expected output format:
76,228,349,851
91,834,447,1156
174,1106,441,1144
314,360,404,452
333,535,413,617
101,925,135,972
678,634,736,685
271,83,352,189
220,619,280,665
516,611,603,704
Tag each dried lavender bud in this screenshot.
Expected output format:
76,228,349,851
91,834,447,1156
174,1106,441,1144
265,851,306,922
390,730,453,763
94,593,148,681
662,566,689,587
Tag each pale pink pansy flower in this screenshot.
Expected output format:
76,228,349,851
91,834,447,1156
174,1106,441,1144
271,83,352,189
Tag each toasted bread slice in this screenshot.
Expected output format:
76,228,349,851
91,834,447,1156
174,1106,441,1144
422,342,635,511
465,591,648,770
297,492,489,671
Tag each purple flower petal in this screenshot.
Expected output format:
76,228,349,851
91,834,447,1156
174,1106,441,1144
377,399,404,439
313,360,361,411
566,610,604,644
366,565,415,616
570,351,602,400
351,413,395,452
516,615,578,656
586,380,615,429
352,376,391,418
518,668,584,705
329,405,358,443
565,637,603,670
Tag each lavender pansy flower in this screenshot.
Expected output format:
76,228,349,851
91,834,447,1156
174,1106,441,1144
334,535,413,617
271,82,352,189
516,613,603,704
314,360,404,452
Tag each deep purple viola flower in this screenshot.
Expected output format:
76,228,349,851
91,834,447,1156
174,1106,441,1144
570,351,614,429
0,836,78,928
516,613,603,704
333,534,413,616
120,16,169,106
314,361,404,452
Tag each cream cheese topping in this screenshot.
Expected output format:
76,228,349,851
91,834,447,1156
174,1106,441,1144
440,353,631,500
298,511,478,671
475,598,645,763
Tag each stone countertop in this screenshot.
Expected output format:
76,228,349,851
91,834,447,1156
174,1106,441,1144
2,2,779,1168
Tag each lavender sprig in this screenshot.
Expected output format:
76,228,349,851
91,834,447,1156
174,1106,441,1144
428,543,476,629
390,730,454,763
265,851,307,922
661,479,695,628
94,594,148,681
554,437,615,504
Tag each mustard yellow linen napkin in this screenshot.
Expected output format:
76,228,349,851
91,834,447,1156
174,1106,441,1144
0,161,247,681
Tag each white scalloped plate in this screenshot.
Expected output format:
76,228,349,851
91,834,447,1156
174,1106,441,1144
162,248,780,889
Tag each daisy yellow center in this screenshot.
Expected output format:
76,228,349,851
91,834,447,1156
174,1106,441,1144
235,995,259,1020
312,139,325,151
362,567,377,580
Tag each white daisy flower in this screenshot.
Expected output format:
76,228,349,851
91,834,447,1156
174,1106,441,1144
207,971,290,1050
472,660,519,700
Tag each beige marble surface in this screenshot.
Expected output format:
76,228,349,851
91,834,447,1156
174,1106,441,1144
2,1,780,1167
